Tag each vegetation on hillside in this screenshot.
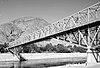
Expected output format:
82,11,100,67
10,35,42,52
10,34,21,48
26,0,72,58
0,43,87,53
0,17,49,45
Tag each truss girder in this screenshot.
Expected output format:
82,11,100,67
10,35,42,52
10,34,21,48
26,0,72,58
8,2,100,49
55,25,100,49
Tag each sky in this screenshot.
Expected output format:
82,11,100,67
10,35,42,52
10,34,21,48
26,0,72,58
0,0,100,24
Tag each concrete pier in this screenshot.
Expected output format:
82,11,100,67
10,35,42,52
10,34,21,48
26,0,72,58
86,48,100,65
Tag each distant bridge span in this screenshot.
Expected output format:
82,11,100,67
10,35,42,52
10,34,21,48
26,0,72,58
8,2,100,49
6,2,100,63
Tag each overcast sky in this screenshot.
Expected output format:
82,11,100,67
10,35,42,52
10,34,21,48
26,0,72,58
0,0,99,24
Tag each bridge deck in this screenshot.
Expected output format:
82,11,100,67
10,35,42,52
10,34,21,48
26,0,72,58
8,2,100,49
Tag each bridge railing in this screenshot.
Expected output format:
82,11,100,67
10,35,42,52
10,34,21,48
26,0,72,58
8,2,100,48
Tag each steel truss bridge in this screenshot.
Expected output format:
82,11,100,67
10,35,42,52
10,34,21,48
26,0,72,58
6,2,100,63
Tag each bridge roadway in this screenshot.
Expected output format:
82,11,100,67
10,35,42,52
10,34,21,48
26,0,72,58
8,2,100,49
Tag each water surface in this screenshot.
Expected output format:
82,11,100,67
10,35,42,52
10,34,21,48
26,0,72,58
0,58,86,68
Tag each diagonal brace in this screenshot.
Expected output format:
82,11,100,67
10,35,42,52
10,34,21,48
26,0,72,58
78,30,89,47
90,26,100,46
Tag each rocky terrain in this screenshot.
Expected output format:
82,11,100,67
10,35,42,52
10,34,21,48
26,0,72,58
0,17,49,45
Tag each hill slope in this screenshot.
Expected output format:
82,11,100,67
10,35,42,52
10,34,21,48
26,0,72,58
0,17,49,44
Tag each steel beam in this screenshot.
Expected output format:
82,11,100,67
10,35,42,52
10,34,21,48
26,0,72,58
8,2,100,49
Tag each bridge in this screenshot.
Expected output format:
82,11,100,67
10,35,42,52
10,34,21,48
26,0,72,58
6,2,100,64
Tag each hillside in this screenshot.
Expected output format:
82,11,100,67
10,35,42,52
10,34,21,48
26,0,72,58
0,17,49,44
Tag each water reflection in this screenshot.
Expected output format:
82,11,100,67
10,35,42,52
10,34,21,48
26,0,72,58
0,61,48,68
0,60,69,68
0,58,86,68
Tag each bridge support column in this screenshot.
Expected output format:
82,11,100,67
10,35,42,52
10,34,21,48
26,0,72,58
8,49,26,61
14,52,26,61
13,54,20,61
86,47,99,65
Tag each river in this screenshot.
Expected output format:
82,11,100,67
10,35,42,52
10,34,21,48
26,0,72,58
0,58,86,68
0,60,69,68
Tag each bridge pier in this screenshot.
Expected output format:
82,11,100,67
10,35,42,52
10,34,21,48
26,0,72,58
86,46,100,65
8,49,26,61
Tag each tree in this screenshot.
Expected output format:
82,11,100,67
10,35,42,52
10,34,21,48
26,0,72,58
0,43,8,53
73,45,87,53
55,44,71,53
